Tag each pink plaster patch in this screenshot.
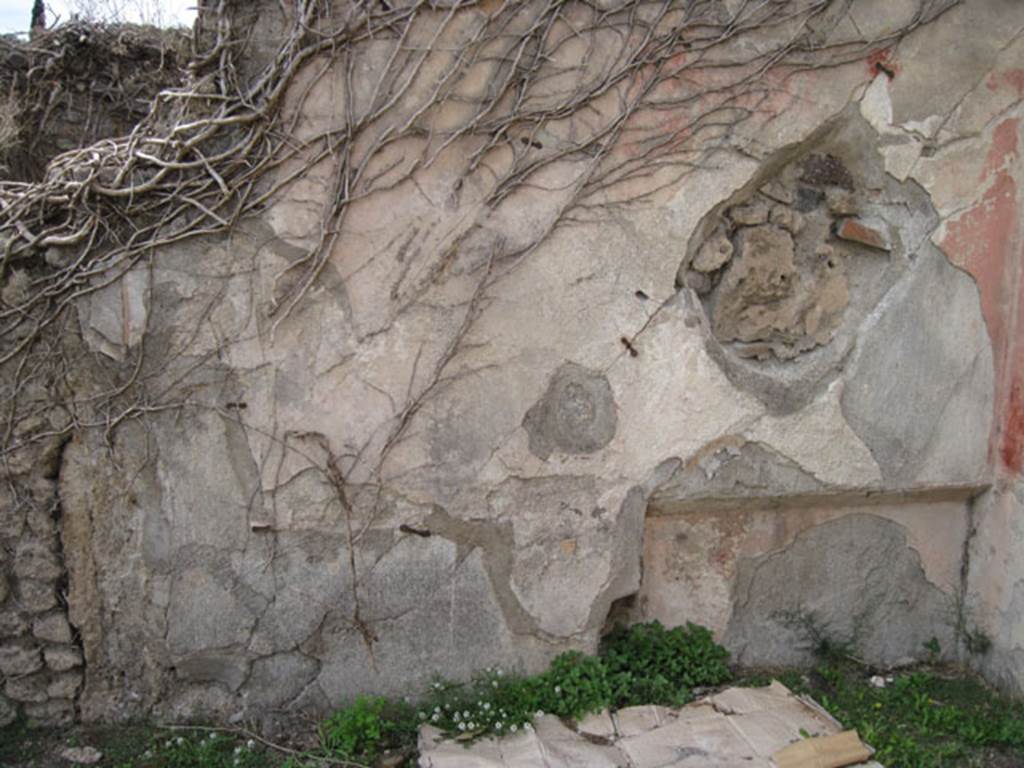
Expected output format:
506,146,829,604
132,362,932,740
987,68,1024,98
940,118,1022,472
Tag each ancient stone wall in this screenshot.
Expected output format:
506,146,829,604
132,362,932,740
2,0,1023,727
0,21,187,181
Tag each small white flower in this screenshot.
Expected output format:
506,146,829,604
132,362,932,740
536,710,544,717
554,686,562,694
468,722,476,730
462,711,470,718
510,724,518,733
431,713,440,723
496,668,504,677
434,706,441,713
457,722,467,731
492,681,499,688
524,723,533,731
419,711,427,720
482,702,491,711
495,722,503,730
234,746,242,755
454,712,461,721
246,739,255,749
176,738,185,746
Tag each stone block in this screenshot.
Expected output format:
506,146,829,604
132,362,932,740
24,698,75,726
576,709,617,740
44,646,83,672
0,693,16,727
33,613,73,644
692,231,733,273
14,540,63,583
0,608,28,638
728,199,769,225
0,642,43,676
17,581,57,613
47,671,84,699
613,705,676,737
5,672,49,703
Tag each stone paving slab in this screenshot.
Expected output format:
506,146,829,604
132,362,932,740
417,681,883,768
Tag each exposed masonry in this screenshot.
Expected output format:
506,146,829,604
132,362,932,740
1,436,83,727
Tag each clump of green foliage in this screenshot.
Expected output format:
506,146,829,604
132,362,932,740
275,619,733,764
812,662,1024,767
391,620,732,747
602,620,732,707
318,695,418,765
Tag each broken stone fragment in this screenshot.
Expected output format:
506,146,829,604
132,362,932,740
825,188,858,216
44,247,71,269
769,205,803,234
835,218,890,251
0,268,30,307
683,270,712,295
760,179,794,205
60,747,103,765
692,230,734,273
727,199,769,226
0,642,43,676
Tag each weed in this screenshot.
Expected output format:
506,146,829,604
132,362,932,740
319,695,417,765
808,660,1024,767
601,621,732,708
135,731,273,768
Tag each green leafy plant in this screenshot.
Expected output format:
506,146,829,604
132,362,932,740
601,621,731,708
536,651,613,719
319,695,416,765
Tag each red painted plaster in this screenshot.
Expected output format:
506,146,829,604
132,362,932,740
987,68,1024,98
867,47,899,79
939,116,1022,474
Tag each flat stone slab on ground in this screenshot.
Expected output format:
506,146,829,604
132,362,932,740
418,681,883,768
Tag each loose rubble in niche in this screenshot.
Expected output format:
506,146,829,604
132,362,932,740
679,153,893,362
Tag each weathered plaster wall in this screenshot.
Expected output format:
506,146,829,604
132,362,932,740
3,0,1024,727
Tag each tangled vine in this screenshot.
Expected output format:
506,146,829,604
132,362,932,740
0,0,957,453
